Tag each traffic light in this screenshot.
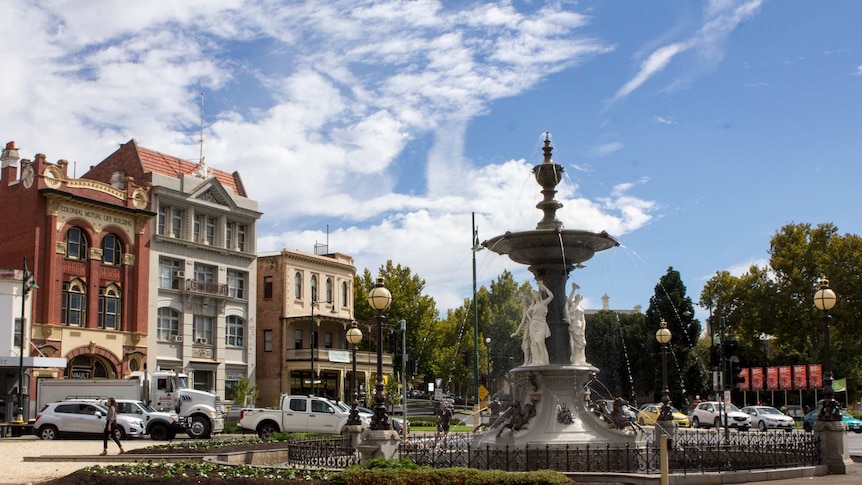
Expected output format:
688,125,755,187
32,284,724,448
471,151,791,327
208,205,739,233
729,360,746,390
480,373,487,386
710,345,721,368
723,339,739,358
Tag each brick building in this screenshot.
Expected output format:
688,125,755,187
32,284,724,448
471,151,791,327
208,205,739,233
83,140,261,401
256,249,390,407
0,141,153,419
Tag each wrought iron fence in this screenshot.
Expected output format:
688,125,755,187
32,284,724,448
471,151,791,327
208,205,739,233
396,430,819,474
283,437,360,468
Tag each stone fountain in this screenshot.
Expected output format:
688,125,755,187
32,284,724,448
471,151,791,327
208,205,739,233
474,134,643,449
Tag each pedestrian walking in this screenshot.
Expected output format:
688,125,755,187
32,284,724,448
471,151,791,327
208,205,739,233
435,400,454,449
101,397,125,455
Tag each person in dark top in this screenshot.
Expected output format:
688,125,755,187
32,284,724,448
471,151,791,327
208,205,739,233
435,401,454,448
101,397,125,455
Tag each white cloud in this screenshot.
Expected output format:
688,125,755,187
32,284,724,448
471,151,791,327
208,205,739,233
654,115,677,125
588,142,624,157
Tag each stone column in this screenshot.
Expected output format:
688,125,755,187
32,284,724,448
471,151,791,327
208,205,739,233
814,421,855,474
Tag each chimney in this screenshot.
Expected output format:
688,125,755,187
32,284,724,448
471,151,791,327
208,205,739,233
1,141,20,184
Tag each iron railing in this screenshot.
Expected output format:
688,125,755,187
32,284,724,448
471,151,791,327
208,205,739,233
281,430,819,475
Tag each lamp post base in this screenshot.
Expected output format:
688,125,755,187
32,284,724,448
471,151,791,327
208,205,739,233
813,421,855,475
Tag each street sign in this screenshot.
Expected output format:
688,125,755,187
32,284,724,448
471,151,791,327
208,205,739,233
478,384,489,400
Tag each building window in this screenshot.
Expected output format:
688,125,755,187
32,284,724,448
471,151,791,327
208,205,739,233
158,206,184,237
263,276,273,299
295,329,303,350
226,316,244,346
62,278,87,326
226,222,233,249
324,332,333,349
294,272,302,299
310,275,318,301
159,258,183,289
193,370,213,393
341,282,348,307
98,283,122,329
193,263,216,283
227,270,246,299
237,225,247,251
194,214,216,244
157,307,180,341
325,278,333,304
66,227,89,260
263,329,273,352
101,234,122,266
193,315,214,344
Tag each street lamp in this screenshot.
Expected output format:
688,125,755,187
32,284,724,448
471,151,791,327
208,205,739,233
345,321,363,425
655,318,673,423
367,275,392,430
814,275,839,421
484,337,491,394
15,257,38,423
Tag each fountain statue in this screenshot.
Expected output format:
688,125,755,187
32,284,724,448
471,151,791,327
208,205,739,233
475,133,643,449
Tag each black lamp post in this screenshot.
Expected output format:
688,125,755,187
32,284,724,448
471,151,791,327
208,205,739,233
15,257,38,423
656,318,673,423
367,275,392,430
814,276,840,421
346,321,363,425
310,297,317,396
485,337,491,394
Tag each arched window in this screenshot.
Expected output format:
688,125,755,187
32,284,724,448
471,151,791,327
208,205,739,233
101,234,122,266
226,316,245,347
99,283,122,329
310,275,318,302
341,282,348,307
294,272,302,299
62,278,87,326
325,278,333,304
67,354,111,379
66,227,89,261
157,307,180,341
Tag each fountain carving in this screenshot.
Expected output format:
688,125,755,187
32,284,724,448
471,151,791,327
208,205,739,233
475,133,642,448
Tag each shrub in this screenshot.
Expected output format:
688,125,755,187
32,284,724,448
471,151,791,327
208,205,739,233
336,465,571,485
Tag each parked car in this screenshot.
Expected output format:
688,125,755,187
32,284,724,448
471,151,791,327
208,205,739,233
67,398,183,440
802,409,862,433
741,406,795,432
636,403,690,427
34,401,145,441
689,401,750,430
599,400,637,423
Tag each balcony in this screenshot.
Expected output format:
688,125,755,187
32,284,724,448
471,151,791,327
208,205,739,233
185,279,228,296
285,348,391,367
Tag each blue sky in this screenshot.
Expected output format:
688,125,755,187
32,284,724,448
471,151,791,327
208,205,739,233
2,0,861,325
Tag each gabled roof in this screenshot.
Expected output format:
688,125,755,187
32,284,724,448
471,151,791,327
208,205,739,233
132,140,246,197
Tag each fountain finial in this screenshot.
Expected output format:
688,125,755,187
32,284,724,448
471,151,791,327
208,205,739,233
542,132,553,164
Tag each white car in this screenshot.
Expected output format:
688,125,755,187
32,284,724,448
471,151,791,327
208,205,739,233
741,406,795,432
34,401,145,441
689,401,750,430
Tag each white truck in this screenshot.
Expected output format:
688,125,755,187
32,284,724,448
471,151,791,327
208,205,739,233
239,395,368,439
36,370,224,439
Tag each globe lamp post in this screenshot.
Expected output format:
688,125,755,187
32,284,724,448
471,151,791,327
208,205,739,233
367,276,392,430
814,276,839,421
346,321,363,425
655,318,673,423
15,257,37,423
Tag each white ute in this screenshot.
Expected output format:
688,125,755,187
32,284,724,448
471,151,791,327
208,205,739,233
239,395,368,439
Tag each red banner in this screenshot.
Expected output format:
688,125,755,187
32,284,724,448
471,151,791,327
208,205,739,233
766,367,779,390
739,368,750,391
809,364,822,389
793,365,808,390
751,367,764,391
778,366,792,390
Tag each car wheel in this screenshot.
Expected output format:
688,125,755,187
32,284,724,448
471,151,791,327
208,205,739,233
186,415,212,439
38,425,59,440
691,417,700,428
638,418,645,426
149,423,170,441
257,421,278,440
113,426,126,441
714,417,722,428
758,421,767,432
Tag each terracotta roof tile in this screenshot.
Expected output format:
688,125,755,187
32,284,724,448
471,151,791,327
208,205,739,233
137,145,242,196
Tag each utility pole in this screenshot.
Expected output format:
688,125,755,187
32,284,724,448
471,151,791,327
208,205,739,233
471,212,482,412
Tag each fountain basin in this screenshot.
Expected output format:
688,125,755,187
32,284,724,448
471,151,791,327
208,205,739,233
483,229,619,268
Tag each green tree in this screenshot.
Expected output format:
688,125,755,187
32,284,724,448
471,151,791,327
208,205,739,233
230,376,259,407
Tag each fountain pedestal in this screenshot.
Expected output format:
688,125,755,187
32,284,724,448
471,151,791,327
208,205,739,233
473,366,643,448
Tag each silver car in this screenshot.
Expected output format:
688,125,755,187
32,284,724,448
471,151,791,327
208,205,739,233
34,401,145,441
741,406,795,432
